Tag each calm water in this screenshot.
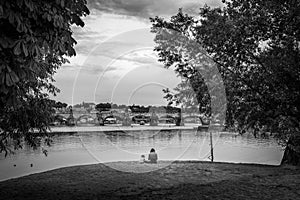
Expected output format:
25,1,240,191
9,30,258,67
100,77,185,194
0,130,284,181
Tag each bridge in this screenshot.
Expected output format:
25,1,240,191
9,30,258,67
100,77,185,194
53,111,204,126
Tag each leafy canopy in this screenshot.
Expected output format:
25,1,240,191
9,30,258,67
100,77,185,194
0,0,89,155
151,0,300,143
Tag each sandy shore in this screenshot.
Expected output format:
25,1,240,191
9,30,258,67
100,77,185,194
0,161,299,199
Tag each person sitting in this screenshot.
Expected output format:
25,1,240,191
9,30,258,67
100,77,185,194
145,148,158,163
140,155,145,163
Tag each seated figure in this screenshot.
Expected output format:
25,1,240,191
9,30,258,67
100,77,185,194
145,148,158,163
140,155,145,163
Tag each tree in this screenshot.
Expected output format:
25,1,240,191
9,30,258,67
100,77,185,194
95,103,112,112
129,105,150,113
163,71,211,117
0,0,89,155
151,0,300,165
53,101,68,109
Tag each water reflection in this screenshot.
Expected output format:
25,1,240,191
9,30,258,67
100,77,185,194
0,130,283,181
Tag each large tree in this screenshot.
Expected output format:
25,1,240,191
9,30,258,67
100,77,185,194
0,0,89,155
151,0,300,165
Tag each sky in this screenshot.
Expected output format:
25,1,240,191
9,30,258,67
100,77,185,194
53,0,223,106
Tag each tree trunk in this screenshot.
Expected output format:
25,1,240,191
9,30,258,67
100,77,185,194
281,135,300,166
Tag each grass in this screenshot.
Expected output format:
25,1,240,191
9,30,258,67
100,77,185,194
0,161,299,199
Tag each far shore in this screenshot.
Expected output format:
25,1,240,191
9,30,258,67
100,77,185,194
47,124,233,135
49,124,200,134
1,161,299,199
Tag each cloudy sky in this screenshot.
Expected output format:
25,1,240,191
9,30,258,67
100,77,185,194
53,0,222,106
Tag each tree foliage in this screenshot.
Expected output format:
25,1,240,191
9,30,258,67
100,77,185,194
163,71,211,117
96,103,112,112
151,0,300,152
0,0,89,155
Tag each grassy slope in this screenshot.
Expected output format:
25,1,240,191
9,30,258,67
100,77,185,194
0,161,299,200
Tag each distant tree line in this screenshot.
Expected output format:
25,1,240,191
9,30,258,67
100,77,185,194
95,103,181,114
73,102,95,109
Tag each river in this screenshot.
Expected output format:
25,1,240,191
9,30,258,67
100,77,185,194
0,129,284,181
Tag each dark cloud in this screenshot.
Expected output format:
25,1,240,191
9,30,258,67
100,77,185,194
88,0,223,19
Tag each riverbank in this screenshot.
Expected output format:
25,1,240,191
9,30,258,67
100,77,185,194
0,161,299,199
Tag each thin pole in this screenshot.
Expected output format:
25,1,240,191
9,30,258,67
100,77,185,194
210,132,214,162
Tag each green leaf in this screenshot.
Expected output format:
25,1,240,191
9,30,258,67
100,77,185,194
0,84,9,94
8,12,14,24
5,73,13,86
13,42,22,55
18,69,26,79
22,42,29,57
0,73,5,84
34,45,40,56
0,37,9,48
47,14,51,22
0,5,3,17
24,0,34,11
10,71,20,84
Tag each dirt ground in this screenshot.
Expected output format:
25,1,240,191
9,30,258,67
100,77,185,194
0,161,299,200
